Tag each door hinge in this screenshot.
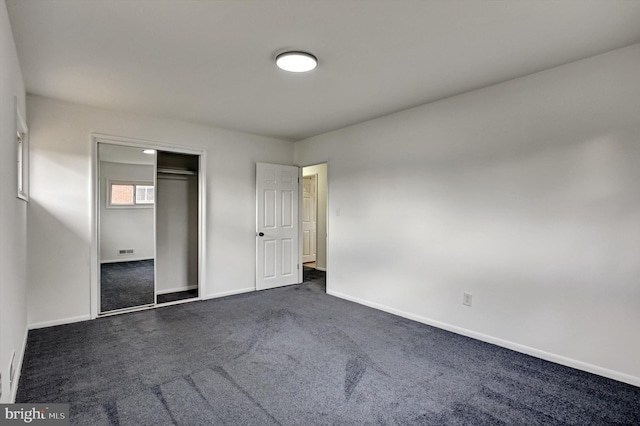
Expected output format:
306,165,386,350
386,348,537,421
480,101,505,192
297,264,300,270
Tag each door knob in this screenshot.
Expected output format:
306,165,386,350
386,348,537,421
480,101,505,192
258,232,264,237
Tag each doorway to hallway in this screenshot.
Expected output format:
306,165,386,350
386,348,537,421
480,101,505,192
302,163,327,273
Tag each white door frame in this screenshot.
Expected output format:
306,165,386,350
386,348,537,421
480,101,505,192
90,133,206,319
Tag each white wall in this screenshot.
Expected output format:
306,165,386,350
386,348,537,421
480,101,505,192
0,0,27,402
303,163,327,270
295,44,640,385
99,161,154,262
27,95,293,328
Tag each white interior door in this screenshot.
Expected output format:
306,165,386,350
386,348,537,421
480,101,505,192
302,175,317,263
256,163,300,290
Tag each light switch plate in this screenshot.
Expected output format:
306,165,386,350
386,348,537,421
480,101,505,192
463,292,472,307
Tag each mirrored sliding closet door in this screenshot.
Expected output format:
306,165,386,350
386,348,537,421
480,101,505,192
98,143,156,313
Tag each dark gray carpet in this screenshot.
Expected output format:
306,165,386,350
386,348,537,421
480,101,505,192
18,268,640,425
303,265,326,287
100,260,155,312
157,289,199,304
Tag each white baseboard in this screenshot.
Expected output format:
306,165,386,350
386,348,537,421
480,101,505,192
28,314,91,330
203,287,254,300
101,257,153,264
327,289,640,388
157,285,198,295
10,327,29,403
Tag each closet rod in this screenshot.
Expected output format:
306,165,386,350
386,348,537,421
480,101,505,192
157,168,196,176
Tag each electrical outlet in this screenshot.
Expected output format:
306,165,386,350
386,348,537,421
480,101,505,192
463,292,472,307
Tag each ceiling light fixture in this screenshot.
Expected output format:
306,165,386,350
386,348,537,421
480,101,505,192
142,149,156,155
275,51,318,73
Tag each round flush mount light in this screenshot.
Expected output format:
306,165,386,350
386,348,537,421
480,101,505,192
142,149,156,155
275,51,318,72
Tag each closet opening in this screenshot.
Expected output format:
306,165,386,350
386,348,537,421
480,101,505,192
155,151,200,305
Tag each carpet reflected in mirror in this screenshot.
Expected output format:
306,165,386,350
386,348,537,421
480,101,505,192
100,260,155,312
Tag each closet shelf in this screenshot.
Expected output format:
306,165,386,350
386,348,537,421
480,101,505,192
157,168,196,176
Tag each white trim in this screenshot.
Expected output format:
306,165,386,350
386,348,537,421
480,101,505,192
156,285,198,295
152,149,158,313
327,289,640,388
91,133,206,318
28,314,92,330
92,133,203,155
197,151,207,305
9,328,28,403
98,305,155,318
325,161,330,292
314,267,327,272
298,167,304,283
203,287,255,300
91,139,99,318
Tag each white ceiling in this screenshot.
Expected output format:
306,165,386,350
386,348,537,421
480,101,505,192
7,0,640,141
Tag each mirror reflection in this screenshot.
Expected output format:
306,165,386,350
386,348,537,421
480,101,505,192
99,143,155,312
